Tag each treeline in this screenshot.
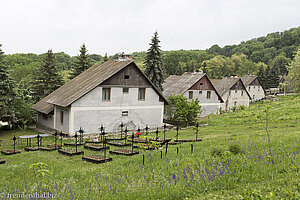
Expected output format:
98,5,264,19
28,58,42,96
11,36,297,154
133,26,300,89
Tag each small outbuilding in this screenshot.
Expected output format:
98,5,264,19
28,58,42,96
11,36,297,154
32,60,168,135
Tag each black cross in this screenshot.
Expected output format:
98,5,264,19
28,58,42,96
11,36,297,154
163,124,166,141
195,122,199,141
120,122,124,139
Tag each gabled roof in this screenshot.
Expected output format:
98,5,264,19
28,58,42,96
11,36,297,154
241,75,258,87
162,72,223,102
241,75,266,93
33,60,168,114
210,77,252,99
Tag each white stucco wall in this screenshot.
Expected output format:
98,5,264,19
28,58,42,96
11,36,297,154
183,90,222,116
54,106,70,133
37,113,54,131
221,90,250,111
69,86,164,134
246,85,265,101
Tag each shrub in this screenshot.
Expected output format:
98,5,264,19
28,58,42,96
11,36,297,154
229,144,241,155
211,147,223,157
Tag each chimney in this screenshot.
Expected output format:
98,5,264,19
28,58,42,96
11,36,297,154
193,69,203,74
230,75,238,78
118,52,133,61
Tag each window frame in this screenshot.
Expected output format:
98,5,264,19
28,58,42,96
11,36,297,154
138,88,146,101
206,91,211,99
102,88,111,101
123,87,129,94
189,91,193,99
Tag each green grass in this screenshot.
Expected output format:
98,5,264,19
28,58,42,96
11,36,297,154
0,95,300,199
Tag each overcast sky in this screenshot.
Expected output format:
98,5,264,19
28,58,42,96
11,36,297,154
1,0,300,56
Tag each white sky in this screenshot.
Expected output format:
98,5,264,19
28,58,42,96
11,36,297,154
1,0,300,56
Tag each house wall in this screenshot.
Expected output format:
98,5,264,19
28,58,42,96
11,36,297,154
221,90,250,111
183,90,221,116
246,79,265,101
36,112,54,131
69,86,164,134
54,106,70,133
182,76,222,116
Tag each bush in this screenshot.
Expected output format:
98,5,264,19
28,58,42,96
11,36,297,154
211,148,223,157
229,144,242,155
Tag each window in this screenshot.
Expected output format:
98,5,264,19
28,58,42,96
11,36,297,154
249,86,251,91
122,111,128,116
241,91,244,96
199,82,203,86
258,86,260,91
124,75,130,79
229,91,231,96
60,111,64,124
235,90,237,94
234,102,237,106
138,88,146,100
123,88,129,93
189,91,193,99
253,86,255,89
199,91,202,95
42,114,48,120
206,91,211,99
102,88,111,101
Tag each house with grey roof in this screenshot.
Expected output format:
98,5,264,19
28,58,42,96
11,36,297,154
32,60,168,135
241,75,265,101
162,72,224,116
210,77,251,111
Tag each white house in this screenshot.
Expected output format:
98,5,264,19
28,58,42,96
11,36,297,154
162,72,224,116
32,60,168,135
211,77,251,111
241,75,265,101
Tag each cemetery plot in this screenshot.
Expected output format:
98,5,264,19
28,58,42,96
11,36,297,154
107,141,131,147
1,150,21,155
173,138,202,143
1,135,21,155
84,144,110,151
109,149,139,156
59,129,84,156
82,155,112,164
24,146,39,151
58,149,84,156
0,159,5,164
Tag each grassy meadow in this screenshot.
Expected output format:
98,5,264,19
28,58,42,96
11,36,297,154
0,95,300,199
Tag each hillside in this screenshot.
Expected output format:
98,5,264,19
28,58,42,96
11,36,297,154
0,95,299,199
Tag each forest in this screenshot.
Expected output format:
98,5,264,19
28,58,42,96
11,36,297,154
1,26,300,128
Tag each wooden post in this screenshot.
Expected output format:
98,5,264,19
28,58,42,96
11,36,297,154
156,127,159,141
177,147,179,155
131,131,134,152
37,133,40,150
165,142,168,154
163,124,166,141
120,122,124,139
145,125,149,136
13,135,16,153
176,126,179,141
191,144,193,153
75,131,78,153
54,131,58,150
125,128,128,144
160,151,163,159
196,122,199,141
142,154,145,165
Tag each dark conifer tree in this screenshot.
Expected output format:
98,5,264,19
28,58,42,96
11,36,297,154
257,65,266,89
69,44,92,79
266,65,280,88
0,44,15,124
103,53,109,62
144,31,165,91
32,49,63,102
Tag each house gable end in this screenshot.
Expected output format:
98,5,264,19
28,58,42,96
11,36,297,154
101,63,151,87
